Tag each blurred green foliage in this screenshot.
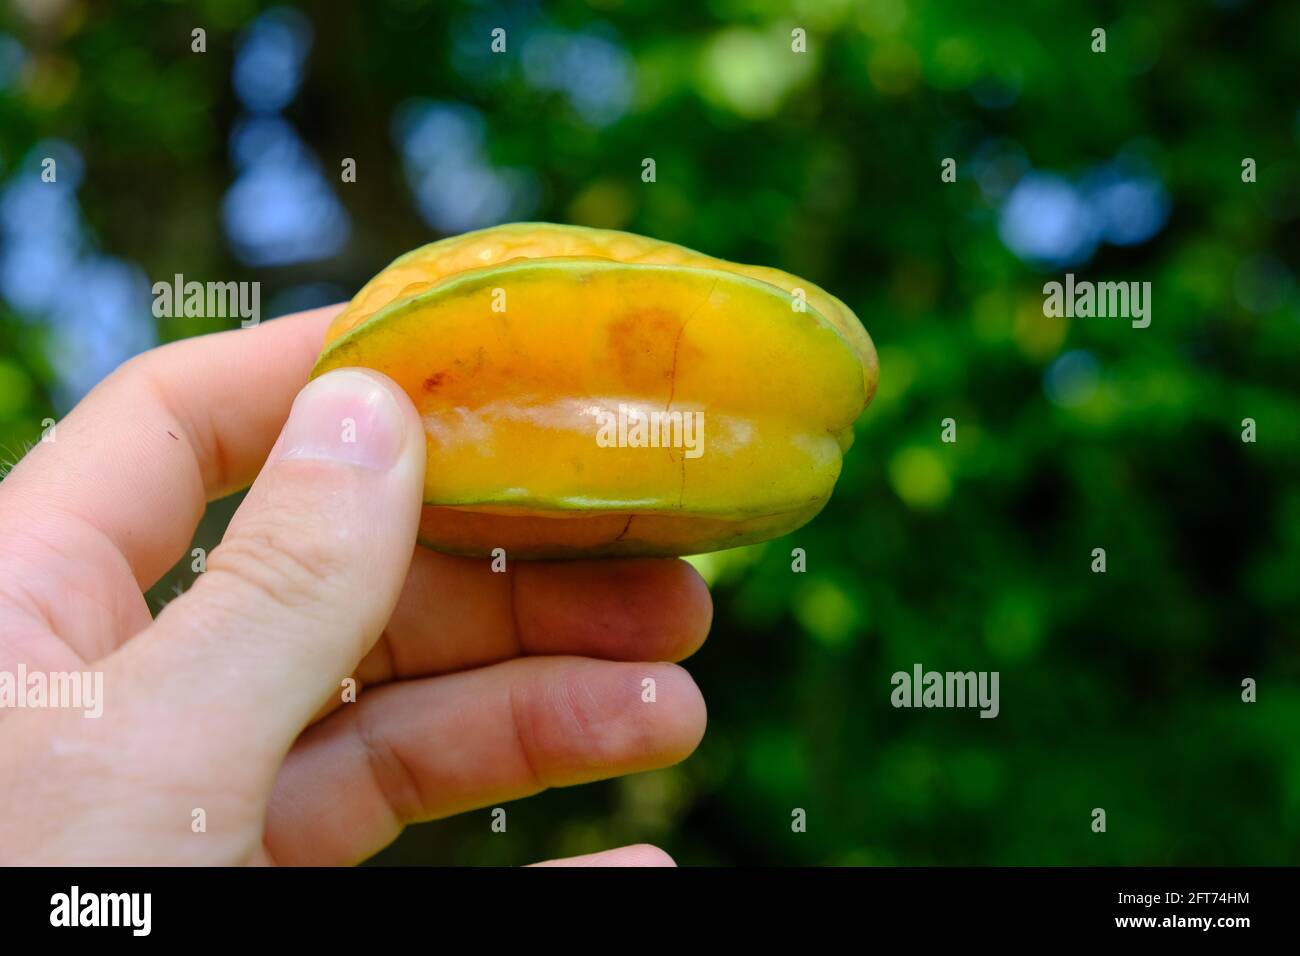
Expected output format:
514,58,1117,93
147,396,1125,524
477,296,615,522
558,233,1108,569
1,0,1297,864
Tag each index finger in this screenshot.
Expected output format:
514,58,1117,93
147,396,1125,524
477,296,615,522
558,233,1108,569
0,305,337,590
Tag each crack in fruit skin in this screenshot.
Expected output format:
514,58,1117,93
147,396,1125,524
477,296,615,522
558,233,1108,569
315,223,878,559
612,515,634,544
665,275,719,511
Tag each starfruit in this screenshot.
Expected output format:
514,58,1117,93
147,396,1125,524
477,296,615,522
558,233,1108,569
312,222,878,558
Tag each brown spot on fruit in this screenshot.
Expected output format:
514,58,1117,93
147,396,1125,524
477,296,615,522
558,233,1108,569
606,307,681,388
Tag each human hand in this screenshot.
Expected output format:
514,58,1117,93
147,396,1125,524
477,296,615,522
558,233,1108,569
0,305,710,866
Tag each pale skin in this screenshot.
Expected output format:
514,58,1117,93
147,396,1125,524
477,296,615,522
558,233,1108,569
0,304,711,866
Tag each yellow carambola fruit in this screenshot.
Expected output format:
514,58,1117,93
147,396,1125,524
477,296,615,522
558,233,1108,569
312,222,878,558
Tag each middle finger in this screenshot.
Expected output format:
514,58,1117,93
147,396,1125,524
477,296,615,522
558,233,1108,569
353,549,714,686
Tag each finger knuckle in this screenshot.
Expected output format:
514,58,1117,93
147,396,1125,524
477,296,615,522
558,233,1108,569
353,699,429,824
209,519,348,610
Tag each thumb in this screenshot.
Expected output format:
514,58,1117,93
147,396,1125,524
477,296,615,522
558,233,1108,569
124,367,426,781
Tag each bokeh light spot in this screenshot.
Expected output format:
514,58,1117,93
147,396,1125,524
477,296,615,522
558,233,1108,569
889,446,953,510
794,579,863,647
233,7,313,113
1044,349,1101,408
